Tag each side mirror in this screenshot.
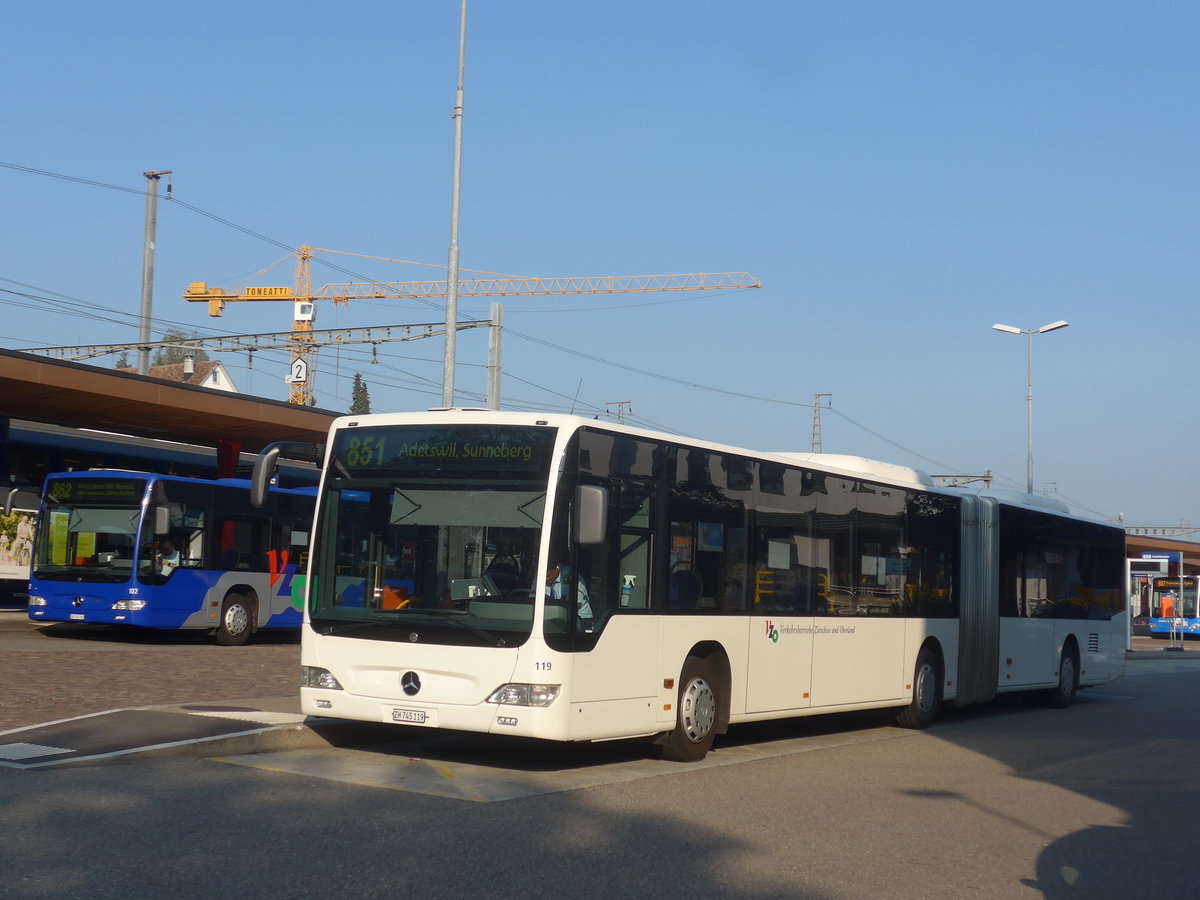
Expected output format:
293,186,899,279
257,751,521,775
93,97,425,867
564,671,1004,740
251,442,323,508
574,485,607,545
155,507,170,535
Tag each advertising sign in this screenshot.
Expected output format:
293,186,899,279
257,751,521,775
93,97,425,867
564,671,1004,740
0,508,38,581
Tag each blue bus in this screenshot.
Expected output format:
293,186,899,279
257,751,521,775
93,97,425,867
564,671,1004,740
1147,576,1199,638
25,470,315,644
1,418,318,609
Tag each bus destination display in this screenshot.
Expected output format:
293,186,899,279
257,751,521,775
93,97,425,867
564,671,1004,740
335,426,554,476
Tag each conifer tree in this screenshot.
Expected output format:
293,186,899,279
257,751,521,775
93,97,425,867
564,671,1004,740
350,373,372,414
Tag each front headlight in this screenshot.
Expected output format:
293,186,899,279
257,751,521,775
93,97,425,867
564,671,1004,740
28,595,46,607
301,666,344,690
112,599,147,611
486,683,560,707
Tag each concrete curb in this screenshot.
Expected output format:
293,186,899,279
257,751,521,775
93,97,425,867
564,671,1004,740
109,718,394,765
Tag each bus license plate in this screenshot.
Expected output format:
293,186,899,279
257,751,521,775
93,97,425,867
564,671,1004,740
70,613,86,621
387,706,437,727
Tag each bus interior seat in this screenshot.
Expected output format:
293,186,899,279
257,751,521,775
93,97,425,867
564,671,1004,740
669,568,702,611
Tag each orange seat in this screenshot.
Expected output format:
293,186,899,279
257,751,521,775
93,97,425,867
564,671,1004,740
381,585,410,609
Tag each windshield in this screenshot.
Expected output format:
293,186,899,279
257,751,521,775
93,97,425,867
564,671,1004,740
310,423,556,646
33,477,146,583
1151,579,1198,618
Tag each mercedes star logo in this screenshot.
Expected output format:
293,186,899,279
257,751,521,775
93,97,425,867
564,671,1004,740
73,597,84,608
401,671,422,696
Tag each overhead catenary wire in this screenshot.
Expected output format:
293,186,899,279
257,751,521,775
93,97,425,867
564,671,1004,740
6,272,1036,506
1,159,1118,520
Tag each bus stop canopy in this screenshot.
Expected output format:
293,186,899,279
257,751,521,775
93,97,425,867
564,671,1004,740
0,348,337,454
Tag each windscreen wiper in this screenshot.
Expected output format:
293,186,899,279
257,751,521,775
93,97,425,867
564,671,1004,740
312,617,391,637
421,610,508,647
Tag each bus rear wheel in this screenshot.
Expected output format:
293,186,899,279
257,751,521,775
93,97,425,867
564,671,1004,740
655,655,720,762
895,645,940,729
216,594,253,646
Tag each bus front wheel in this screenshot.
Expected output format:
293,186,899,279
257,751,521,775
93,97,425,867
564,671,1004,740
655,655,720,762
216,594,253,646
1044,646,1078,709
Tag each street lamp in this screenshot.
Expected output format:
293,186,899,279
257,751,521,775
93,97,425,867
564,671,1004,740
991,320,1069,494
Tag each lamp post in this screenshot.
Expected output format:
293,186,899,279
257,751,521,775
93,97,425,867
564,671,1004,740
991,320,1069,494
442,0,468,408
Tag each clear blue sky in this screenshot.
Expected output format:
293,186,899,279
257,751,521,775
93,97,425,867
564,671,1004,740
2,2,1196,528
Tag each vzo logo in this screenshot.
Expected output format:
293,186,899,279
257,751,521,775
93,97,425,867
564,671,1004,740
765,620,779,643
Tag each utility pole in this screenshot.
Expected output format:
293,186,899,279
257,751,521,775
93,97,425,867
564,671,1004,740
137,170,171,375
811,393,831,452
442,0,468,407
606,401,632,424
486,302,502,410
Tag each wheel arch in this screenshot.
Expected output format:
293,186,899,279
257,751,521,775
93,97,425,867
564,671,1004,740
684,640,732,734
894,637,946,729
1043,633,1081,708
1060,632,1080,659
1059,632,1081,678
222,585,260,631
919,636,946,697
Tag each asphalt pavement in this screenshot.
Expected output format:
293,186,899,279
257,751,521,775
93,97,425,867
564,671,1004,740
0,609,373,768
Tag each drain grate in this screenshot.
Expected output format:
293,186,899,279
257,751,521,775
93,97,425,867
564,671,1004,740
0,742,74,761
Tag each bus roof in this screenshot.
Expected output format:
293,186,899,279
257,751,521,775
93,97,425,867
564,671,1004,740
328,409,1116,528
331,410,937,491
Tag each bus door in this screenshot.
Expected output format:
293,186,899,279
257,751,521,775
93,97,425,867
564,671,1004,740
744,462,816,714
745,538,816,713
565,478,659,703
1000,554,1058,685
996,508,1059,688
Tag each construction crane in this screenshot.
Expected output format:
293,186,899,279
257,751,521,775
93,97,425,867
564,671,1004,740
184,245,761,404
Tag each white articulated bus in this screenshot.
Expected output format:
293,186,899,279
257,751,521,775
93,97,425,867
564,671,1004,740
254,410,1127,761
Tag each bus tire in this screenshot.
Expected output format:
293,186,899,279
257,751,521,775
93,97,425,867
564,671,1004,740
1045,645,1078,709
895,645,941,729
216,593,253,646
655,655,720,762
